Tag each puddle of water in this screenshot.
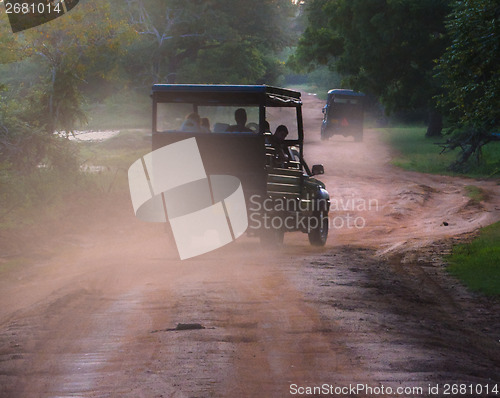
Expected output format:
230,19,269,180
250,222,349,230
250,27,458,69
80,165,108,173
57,130,121,142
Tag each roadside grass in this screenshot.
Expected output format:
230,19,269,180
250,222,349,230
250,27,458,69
79,129,151,193
385,126,500,296
464,185,488,205
0,167,94,228
0,90,152,231
79,129,150,169
446,222,500,296
0,130,151,259
0,257,30,275
81,90,151,130
383,127,500,178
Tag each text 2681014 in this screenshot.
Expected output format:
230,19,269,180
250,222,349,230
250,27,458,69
5,2,63,14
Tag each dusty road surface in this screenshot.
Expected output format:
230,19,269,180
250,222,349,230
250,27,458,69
1,93,500,398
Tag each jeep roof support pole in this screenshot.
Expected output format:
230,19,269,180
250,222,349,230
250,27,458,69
152,96,157,133
259,105,266,132
296,105,304,159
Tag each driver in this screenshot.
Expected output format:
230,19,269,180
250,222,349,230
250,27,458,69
226,108,253,132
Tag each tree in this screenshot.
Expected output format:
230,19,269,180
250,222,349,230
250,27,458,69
435,0,500,170
0,19,23,67
0,0,133,173
0,17,45,172
290,0,450,136
20,0,134,134
124,0,295,85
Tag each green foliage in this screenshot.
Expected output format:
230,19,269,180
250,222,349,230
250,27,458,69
0,0,135,175
436,0,499,129
0,0,299,177
0,66,82,174
0,18,23,65
124,0,296,84
0,93,50,173
178,41,266,84
292,0,450,116
384,126,500,177
21,1,134,134
447,222,500,296
434,0,500,169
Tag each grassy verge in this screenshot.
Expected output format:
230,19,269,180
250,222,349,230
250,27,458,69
81,90,151,130
0,130,151,257
383,126,500,178
464,185,488,204
0,257,30,275
77,129,151,195
446,222,500,296
385,126,500,296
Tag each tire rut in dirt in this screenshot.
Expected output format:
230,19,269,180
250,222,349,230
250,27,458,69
295,246,500,386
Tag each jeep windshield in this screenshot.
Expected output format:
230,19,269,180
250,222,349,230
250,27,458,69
156,103,299,141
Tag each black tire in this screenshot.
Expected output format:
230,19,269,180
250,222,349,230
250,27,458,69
308,211,328,246
260,227,284,246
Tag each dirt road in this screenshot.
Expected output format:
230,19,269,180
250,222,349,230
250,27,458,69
1,93,499,398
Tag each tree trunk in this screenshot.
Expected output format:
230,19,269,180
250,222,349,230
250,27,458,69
46,66,57,134
425,110,443,137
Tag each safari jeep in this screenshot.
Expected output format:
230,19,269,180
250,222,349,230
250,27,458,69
321,89,365,142
151,84,330,246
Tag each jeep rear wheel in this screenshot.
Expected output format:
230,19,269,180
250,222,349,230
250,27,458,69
260,227,284,246
308,211,328,246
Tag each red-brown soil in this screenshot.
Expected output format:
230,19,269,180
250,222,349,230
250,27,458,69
0,93,499,398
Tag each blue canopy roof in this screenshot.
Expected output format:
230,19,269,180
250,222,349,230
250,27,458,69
327,89,365,97
151,84,302,106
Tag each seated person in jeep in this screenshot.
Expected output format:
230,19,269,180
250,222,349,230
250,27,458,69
226,108,253,133
181,112,201,132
